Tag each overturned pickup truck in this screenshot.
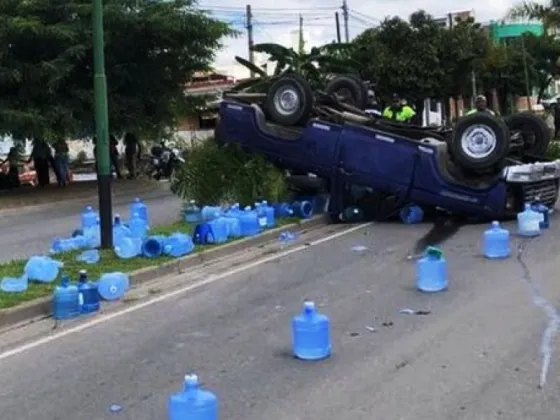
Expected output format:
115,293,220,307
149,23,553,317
215,73,560,221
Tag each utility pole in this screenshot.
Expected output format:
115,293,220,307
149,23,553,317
92,0,113,248
298,14,305,55
521,35,533,111
335,12,341,43
342,0,349,42
246,5,255,78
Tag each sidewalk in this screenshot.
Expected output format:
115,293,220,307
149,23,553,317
0,178,160,210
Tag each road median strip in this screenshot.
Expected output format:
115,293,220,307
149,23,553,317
0,215,327,329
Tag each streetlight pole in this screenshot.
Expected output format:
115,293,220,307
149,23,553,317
92,0,113,248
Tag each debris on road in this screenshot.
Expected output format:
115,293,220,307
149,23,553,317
351,245,368,252
365,325,377,333
109,404,122,414
399,308,431,316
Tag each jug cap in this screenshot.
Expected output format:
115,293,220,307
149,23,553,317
491,220,500,228
425,246,443,258
61,274,70,286
525,203,531,210
134,197,142,202
303,300,316,312
85,205,93,211
189,199,196,204
262,200,268,205
184,374,199,386
244,206,251,211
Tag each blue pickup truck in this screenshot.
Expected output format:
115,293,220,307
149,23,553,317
215,99,560,221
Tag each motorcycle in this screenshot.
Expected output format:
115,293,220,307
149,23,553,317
147,142,185,180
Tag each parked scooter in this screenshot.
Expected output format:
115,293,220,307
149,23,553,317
147,141,185,180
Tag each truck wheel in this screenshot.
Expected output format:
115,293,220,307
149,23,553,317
450,113,510,171
505,112,551,156
325,74,368,109
265,74,313,126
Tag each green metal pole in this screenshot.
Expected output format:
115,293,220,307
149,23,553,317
93,0,113,248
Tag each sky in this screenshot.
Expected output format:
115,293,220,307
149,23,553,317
198,0,522,79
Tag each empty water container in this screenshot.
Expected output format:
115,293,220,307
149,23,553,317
226,203,241,217
400,204,424,224
53,275,80,320
261,200,276,228
483,221,511,259
1,273,29,293
51,235,90,253
255,202,268,230
531,201,550,229
416,246,448,292
209,213,228,243
77,270,100,314
223,215,242,238
25,256,63,283
142,235,166,258
130,197,148,222
239,206,260,237
339,206,363,223
164,233,195,257
168,374,218,420
201,205,222,221
517,203,541,237
193,223,214,245
76,249,100,264
292,200,313,219
97,272,129,301
114,236,142,259
81,205,98,230
113,214,131,241
184,200,202,223
273,202,294,218
83,223,101,249
292,301,331,360
129,212,149,239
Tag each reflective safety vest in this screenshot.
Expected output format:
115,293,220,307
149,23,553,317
383,106,416,122
466,108,495,116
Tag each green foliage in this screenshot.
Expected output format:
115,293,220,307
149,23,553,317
171,139,289,206
0,0,234,140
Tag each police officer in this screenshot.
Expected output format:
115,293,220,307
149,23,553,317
382,94,415,123
466,95,495,116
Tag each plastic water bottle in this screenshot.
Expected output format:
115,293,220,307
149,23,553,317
53,275,80,320
226,203,241,218
76,249,100,264
483,221,511,259
81,205,98,230
292,301,331,360
239,206,259,237
531,200,550,229
184,200,202,223
201,205,221,221
97,272,129,301
113,214,131,242
25,256,63,283
262,200,276,228
51,236,89,253
168,374,218,420
164,233,195,257
517,203,541,237
416,246,448,292
400,204,424,224
273,203,294,218
142,235,166,257
254,202,268,230
339,206,363,222
77,270,100,314
114,236,142,259
209,213,228,243
193,223,214,245
292,200,313,219
223,214,242,238
1,273,29,293
129,212,149,239
130,197,148,222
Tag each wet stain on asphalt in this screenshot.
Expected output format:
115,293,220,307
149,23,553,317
410,215,465,257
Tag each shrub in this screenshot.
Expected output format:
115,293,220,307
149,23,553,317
546,141,560,160
171,139,289,206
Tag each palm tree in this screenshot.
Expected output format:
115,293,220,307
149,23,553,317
507,0,560,28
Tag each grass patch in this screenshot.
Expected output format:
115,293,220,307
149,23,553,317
0,216,301,310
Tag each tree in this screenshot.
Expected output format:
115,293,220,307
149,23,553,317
507,1,560,29
0,0,233,141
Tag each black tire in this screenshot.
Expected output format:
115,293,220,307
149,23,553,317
450,113,510,171
287,175,326,194
505,111,551,156
264,74,313,126
325,74,368,110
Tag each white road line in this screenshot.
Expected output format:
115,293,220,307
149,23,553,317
0,222,372,362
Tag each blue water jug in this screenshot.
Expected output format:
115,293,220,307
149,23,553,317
193,223,214,245
83,223,101,248
53,275,80,320
142,235,166,258
531,201,550,229
517,203,541,237
339,206,364,223
97,272,129,301
51,235,90,253
130,197,148,222
184,200,202,223
400,204,424,224
113,214,131,241
226,203,241,217
129,212,149,239
77,270,100,314
292,301,331,360
168,374,218,420
1,273,29,293
81,205,98,230
239,206,260,237
483,221,511,259
114,236,142,259
209,213,228,244
416,246,448,292
76,249,100,264
164,233,195,257
223,215,242,238
261,200,276,228
254,202,268,230
292,200,313,219
25,256,63,283
201,205,221,221
272,202,294,218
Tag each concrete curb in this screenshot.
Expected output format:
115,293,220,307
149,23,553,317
0,215,328,329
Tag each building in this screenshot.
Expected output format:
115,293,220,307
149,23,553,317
434,9,475,28
487,21,544,43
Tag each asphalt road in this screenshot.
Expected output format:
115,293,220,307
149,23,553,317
0,183,182,261
0,218,560,419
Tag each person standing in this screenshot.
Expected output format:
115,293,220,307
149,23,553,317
0,146,21,189
382,94,415,123
110,134,122,179
54,138,70,186
124,132,141,179
466,95,495,116
28,139,51,187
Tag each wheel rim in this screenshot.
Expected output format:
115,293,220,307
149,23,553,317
273,86,300,116
335,88,355,105
460,124,497,159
